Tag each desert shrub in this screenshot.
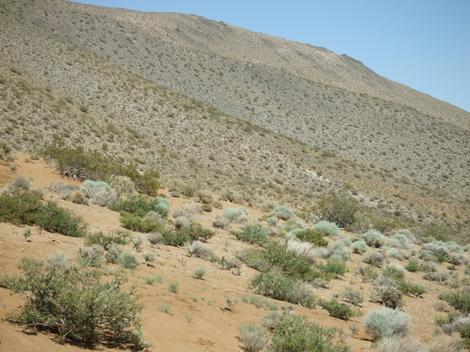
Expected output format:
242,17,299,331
274,205,295,221
45,254,71,272
374,276,402,308
342,287,364,306
314,220,340,236
388,230,415,249
318,191,359,228
405,259,421,272
357,265,378,282
320,298,354,320
85,231,128,249
237,248,271,272
352,239,368,254
239,323,269,352
233,224,270,246
293,228,328,246
363,229,385,248
105,243,122,264
5,176,31,193
286,240,316,262
109,175,135,196
327,240,351,262
320,259,346,277
267,216,278,226
187,240,214,260
48,182,79,200
251,271,315,307
120,253,139,269
185,223,215,241
161,229,189,247
399,282,426,297
70,191,88,205
374,337,425,352
0,140,12,161
441,290,470,314
0,191,86,237
383,265,405,282
364,307,410,340
213,215,229,229
78,245,104,267
174,216,191,230
192,267,206,280
147,232,162,245
268,313,349,352
120,212,163,233
43,146,159,196
364,251,387,268
423,271,449,283
81,180,116,206
3,257,144,348
111,194,169,218
443,316,470,340
223,207,248,223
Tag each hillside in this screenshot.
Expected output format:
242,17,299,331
0,154,466,352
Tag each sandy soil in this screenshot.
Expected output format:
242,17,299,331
0,154,455,352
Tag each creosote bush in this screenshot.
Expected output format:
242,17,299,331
1,257,145,349
0,191,86,237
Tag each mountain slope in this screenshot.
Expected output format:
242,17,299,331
0,0,469,227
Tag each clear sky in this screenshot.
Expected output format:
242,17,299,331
72,0,470,112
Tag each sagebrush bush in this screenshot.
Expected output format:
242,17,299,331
2,257,144,348
287,239,316,262
318,192,359,228
364,307,410,340
239,323,269,352
268,313,349,352
374,275,403,308
192,267,206,280
0,191,86,237
320,298,354,320
313,220,340,236
223,207,248,223
342,287,364,306
423,270,449,283
162,229,190,247
85,231,128,249
352,239,368,254
187,240,214,260
78,245,104,267
81,180,116,206
374,337,425,352
274,205,295,221
363,229,385,248
105,243,122,264
213,215,229,229
120,253,139,269
233,224,270,246
5,176,31,193
364,251,387,268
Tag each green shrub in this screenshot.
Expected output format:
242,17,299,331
43,146,159,196
320,259,346,276
313,220,340,236
268,313,349,352
239,323,269,352
441,290,470,314
85,231,128,249
161,229,190,247
405,259,421,272
120,212,163,233
237,248,271,272
0,140,12,161
399,282,426,297
0,191,86,237
233,224,270,245
318,192,359,228
120,253,139,269
320,299,354,320
192,267,206,280
185,223,215,241
364,308,410,340
294,228,328,246
382,266,405,282
251,271,315,307
3,257,144,348
111,195,169,218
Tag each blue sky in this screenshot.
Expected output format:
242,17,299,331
73,0,470,112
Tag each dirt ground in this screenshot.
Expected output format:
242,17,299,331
0,154,455,352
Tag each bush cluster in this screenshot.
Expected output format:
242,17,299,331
233,224,270,246
1,257,145,348
0,191,86,237
364,307,410,340
318,192,359,228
